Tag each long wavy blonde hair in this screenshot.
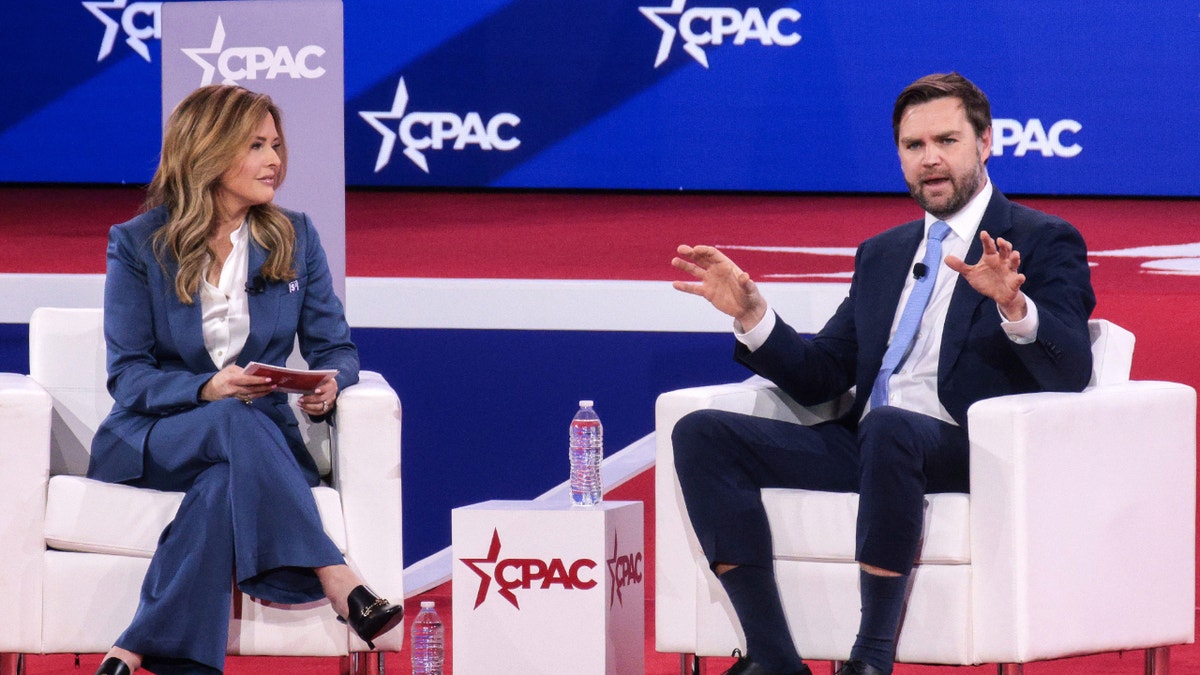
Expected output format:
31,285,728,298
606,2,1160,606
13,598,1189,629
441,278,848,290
148,85,297,304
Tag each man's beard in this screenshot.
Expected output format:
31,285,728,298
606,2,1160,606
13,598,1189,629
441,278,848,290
908,160,985,220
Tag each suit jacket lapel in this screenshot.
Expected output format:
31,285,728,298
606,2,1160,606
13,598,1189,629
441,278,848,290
156,254,218,373
239,237,277,366
939,190,1014,378
865,222,925,364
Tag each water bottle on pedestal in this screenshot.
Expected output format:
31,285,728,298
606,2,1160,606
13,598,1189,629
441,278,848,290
569,400,604,507
410,600,444,675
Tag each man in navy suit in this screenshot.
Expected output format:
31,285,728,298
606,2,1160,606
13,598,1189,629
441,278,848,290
670,73,1095,675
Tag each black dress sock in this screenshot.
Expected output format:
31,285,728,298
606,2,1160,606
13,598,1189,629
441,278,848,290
717,564,804,671
849,569,910,674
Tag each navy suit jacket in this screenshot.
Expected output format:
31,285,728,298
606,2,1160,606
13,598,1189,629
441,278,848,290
88,206,360,485
736,190,1096,429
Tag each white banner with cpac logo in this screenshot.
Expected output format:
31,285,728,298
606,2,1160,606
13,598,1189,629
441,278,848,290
452,500,644,675
160,0,347,298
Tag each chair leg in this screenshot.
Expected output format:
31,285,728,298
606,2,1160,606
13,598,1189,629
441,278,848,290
1145,646,1170,675
680,653,700,675
998,664,1023,675
0,654,24,675
341,652,384,675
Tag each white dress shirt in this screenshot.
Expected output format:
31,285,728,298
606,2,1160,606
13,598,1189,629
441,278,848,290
200,221,252,369
736,180,1040,425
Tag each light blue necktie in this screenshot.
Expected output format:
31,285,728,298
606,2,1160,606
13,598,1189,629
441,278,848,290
870,220,952,410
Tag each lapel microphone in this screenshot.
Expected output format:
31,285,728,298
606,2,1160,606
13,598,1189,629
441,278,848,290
245,275,266,295
912,262,928,280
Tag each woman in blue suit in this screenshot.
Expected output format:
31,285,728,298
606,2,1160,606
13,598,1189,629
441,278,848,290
90,85,402,675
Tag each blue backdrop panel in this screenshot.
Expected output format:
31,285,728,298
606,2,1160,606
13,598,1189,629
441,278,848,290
0,325,30,377
3,1,1197,195
352,327,751,565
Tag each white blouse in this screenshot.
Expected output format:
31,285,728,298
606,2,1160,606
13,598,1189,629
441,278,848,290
199,221,251,369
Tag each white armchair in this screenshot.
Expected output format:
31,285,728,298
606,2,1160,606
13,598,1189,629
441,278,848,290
655,319,1196,674
0,308,404,675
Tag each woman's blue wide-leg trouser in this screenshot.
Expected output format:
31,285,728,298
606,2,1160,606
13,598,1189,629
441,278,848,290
115,399,344,675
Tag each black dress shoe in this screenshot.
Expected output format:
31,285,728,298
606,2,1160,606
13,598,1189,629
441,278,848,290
94,657,132,675
336,585,404,649
836,660,886,675
722,650,814,675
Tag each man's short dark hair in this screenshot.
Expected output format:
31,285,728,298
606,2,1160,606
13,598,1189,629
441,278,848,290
892,72,991,144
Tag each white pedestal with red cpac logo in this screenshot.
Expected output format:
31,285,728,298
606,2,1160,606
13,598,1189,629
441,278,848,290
451,499,645,675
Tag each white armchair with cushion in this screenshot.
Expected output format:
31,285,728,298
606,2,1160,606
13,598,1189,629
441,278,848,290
655,319,1195,674
0,308,403,675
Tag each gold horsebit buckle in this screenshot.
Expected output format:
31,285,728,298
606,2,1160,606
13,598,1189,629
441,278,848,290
361,596,389,618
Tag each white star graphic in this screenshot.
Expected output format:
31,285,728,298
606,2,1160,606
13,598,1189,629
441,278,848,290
638,0,710,68
358,77,429,173
638,0,689,68
83,0,135,62
1091,242,1200,276
181,17,226,86
721,241,1200,278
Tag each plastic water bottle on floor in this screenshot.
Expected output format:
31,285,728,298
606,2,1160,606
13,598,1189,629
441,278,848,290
410,600,444,675
569,400,604,507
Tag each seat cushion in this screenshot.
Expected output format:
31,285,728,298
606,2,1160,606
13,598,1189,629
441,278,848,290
762,488,971,564
44,475,348,557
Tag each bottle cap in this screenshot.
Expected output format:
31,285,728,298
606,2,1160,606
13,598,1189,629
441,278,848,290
579,400,594,407
421,600,435,609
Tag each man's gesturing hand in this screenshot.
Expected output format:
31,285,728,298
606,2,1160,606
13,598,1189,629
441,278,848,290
672,244,769,331
945,231,1028,320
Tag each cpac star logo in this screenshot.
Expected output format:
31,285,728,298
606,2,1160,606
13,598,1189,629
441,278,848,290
993,118,1082,158
83,0,162,62
181,17,227,85
459,529,597,610
606,531,644,609
359,77,421,173
639,0,689,67
359,77,521,174
639,0,801,68
460,528,509,609
182,17,327,86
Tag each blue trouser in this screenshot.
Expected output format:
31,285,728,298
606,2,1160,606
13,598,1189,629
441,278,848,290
672,406,969,575
115,399,344,675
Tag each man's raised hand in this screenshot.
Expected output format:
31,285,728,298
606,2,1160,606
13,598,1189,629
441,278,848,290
672,244,768,330
945,231,1028,320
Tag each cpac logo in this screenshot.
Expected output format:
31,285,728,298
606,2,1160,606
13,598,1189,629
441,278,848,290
640,0,801,68
992,118,1082,158
459,529,597,610
359,77,522,174
83,0,162,63
606,531,644,609
182,17,326,86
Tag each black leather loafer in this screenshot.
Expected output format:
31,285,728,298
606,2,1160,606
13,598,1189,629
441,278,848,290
836,660,886,675
722,650,813,675
94,657,132,675
336,585,404,649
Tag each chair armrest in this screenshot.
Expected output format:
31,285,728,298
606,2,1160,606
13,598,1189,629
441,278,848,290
330,370,404,650
968,381,1197,662
0,373,53,651
654,378,848,652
